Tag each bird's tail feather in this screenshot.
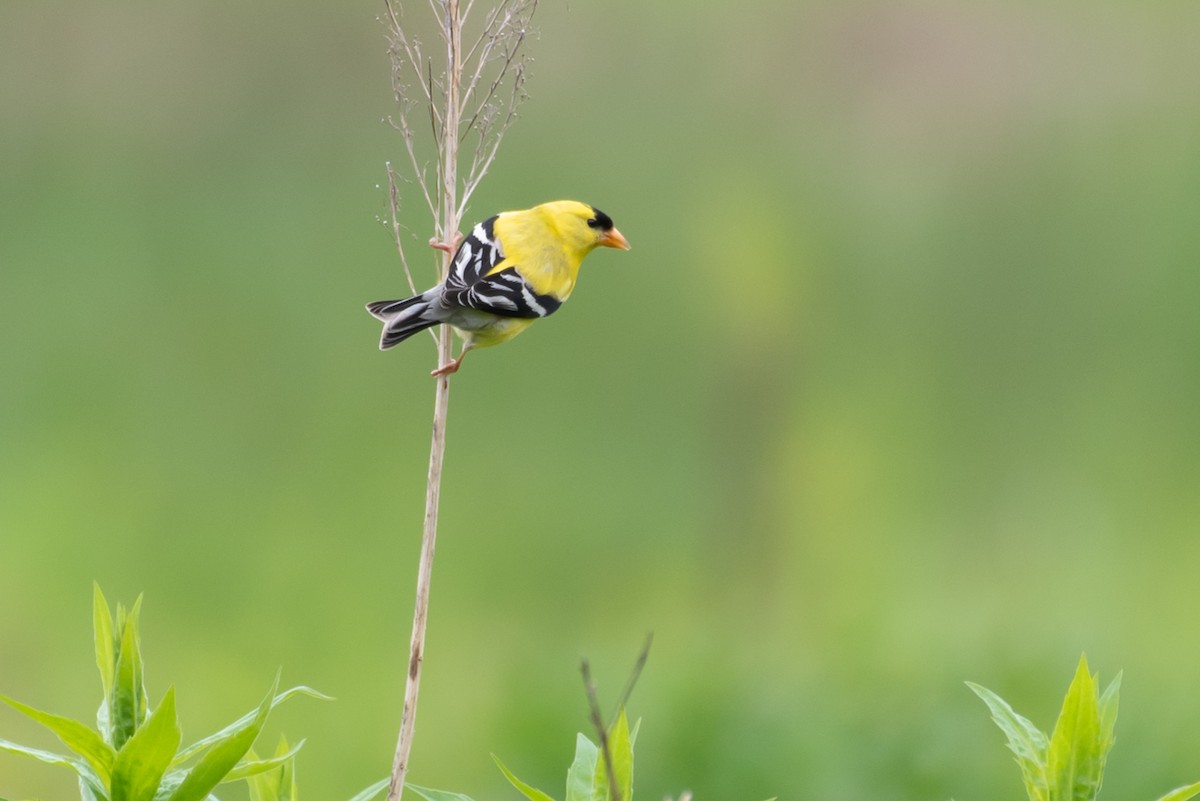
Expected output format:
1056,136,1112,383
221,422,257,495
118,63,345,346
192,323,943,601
365,292,441,350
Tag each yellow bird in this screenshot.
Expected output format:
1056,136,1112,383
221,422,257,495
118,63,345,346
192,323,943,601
367,200,630,376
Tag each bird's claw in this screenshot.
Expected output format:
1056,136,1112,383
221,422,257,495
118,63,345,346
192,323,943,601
431,356,464,377
428,232,464,254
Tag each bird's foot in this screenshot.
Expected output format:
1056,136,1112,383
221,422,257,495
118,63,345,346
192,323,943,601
431,355,465,378
428,232,464,254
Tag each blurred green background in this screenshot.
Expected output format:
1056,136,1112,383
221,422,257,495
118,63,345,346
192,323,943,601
3,1,1200,799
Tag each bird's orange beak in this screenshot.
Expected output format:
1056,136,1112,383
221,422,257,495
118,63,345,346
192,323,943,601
600,227,631,250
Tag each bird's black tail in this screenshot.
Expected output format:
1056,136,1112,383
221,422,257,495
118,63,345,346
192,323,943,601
365,291,440,350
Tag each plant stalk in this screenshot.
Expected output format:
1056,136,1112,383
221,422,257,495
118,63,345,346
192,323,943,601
387,2,462,800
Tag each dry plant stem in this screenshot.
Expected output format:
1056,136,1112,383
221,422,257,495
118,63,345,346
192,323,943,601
383,0,535,797
387,337,452,801
611,633,653,722
582,659,622,801
580,639,651,801
387,1,462,798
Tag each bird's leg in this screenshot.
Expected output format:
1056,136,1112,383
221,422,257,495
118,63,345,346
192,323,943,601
428,232,464,254
431,350,468,378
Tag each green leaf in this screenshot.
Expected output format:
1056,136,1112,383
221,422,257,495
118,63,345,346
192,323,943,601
95,585,117,745
592,712,634,801
245,749,278,801
608,710,634,801
111,688,182,801
345,778,389,801
277,738,297,801
151,772,182,801
0,692,116,783
94,584,116,710
1046,656,1105,801
564,733,599,801
81,773,110,801
0,738,79,769
1097,672,1121,768
406,784,476,801
1156,779,1200,801
221,739,305,783
966,681,1050,801
492,753,558,801
246,737,298,801
111,596,148,750
98,697,112,750
164,674,278,801
0,738,110,801
173,685,329,766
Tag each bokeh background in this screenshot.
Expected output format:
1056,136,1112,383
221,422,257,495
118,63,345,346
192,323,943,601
3,1,1200,799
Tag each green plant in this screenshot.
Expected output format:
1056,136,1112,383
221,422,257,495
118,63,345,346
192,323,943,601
495,709,637,801
404,703,775,801
0,585,330,801
401,709,637,801
969,654,1200,801
240,741,389,801
244,738,301,801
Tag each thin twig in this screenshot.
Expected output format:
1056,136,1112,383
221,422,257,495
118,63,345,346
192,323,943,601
462,3,534,127
461,3,506,75
386,368,446,798
582,659,622,801
384,0,436,109
580,638,653,801
385,162,439,346
395,109,439,221
385,162,418,297
385,307,453,801
610,633,653,723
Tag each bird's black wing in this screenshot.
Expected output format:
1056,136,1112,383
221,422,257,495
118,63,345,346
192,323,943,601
443,216,505,293
443,266,562,319
440,215,561,319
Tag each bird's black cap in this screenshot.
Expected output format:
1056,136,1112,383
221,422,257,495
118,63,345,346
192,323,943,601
587,207,615,231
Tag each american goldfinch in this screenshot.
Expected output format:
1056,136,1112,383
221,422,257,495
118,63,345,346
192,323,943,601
366,200,630,376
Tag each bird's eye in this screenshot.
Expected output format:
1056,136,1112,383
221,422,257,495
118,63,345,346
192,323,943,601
587,209,614,231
